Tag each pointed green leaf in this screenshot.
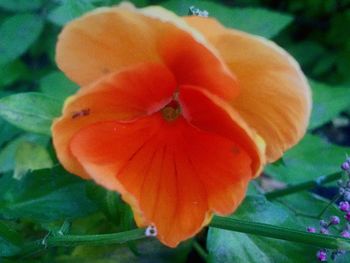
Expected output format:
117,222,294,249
265,134,349,183
40,71,79,102
0,60,28,89
0,14,44,65
0,92,62,135
309,80,350,129
0,166,97,222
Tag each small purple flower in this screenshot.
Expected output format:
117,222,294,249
330,216,340,225
339,201,350,212
317,250,327,262
345,212,350,222
341,161,350,171
320,228,329,235
307,227,316,233
341,230,350,238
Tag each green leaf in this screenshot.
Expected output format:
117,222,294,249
161,0,293,38
309,80,350,129
0,0,43,12
48,0,95,26
86,183,135,231
0,166,97,222
0,221,23,257
0,60,28,89
0,133,49,173
278,192,343,229
40,71,79,102
0,14,44,65
0,92,62,135
13,141,53,179
286,41,327,68
265,134,349,183
207,195,316,263
0,118,21,148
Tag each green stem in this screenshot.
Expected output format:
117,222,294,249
193,241,209,262
13,215,350,258
210,216,350,250
46,228,145,246
16,229,146,258
317,194,341,219
264,172,342,199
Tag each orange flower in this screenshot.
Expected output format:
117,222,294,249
52,4,311,247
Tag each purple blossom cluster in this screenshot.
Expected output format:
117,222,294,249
308,158,350,261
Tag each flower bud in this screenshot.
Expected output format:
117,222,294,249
345,212,350,222
339,201,350,212
320,228,329,235
307,227,316,233
341,161,350,171
330,216,340,225
341,230,350,238
316,250,327,262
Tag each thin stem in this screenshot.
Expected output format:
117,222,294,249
317,194,341,219
12,216,350,259
47,228,145,246
193,241,209,262
210,216,350,250
16,228,146,258
265,172,342,199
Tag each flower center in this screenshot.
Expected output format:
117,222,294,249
161,100,181,122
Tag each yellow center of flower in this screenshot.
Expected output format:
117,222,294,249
161,102,181,122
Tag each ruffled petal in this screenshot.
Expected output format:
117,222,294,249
185,17,311,162
56,5,238,101
178,85,264,176
70,113,252,247
51,63,176,178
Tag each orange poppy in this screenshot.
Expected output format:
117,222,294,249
52,4,311,247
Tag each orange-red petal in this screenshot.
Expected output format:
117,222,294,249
56,6,239,101
70,113,252,247
68,78,266,246
185,17,312,162
178,85,264,176
51,63,176,178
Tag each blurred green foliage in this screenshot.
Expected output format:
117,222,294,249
0,0,349,262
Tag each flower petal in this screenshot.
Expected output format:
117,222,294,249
56,6,238,101
178,85,265,176
70,112,253,247
51,63,176,178
185,17,312,162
